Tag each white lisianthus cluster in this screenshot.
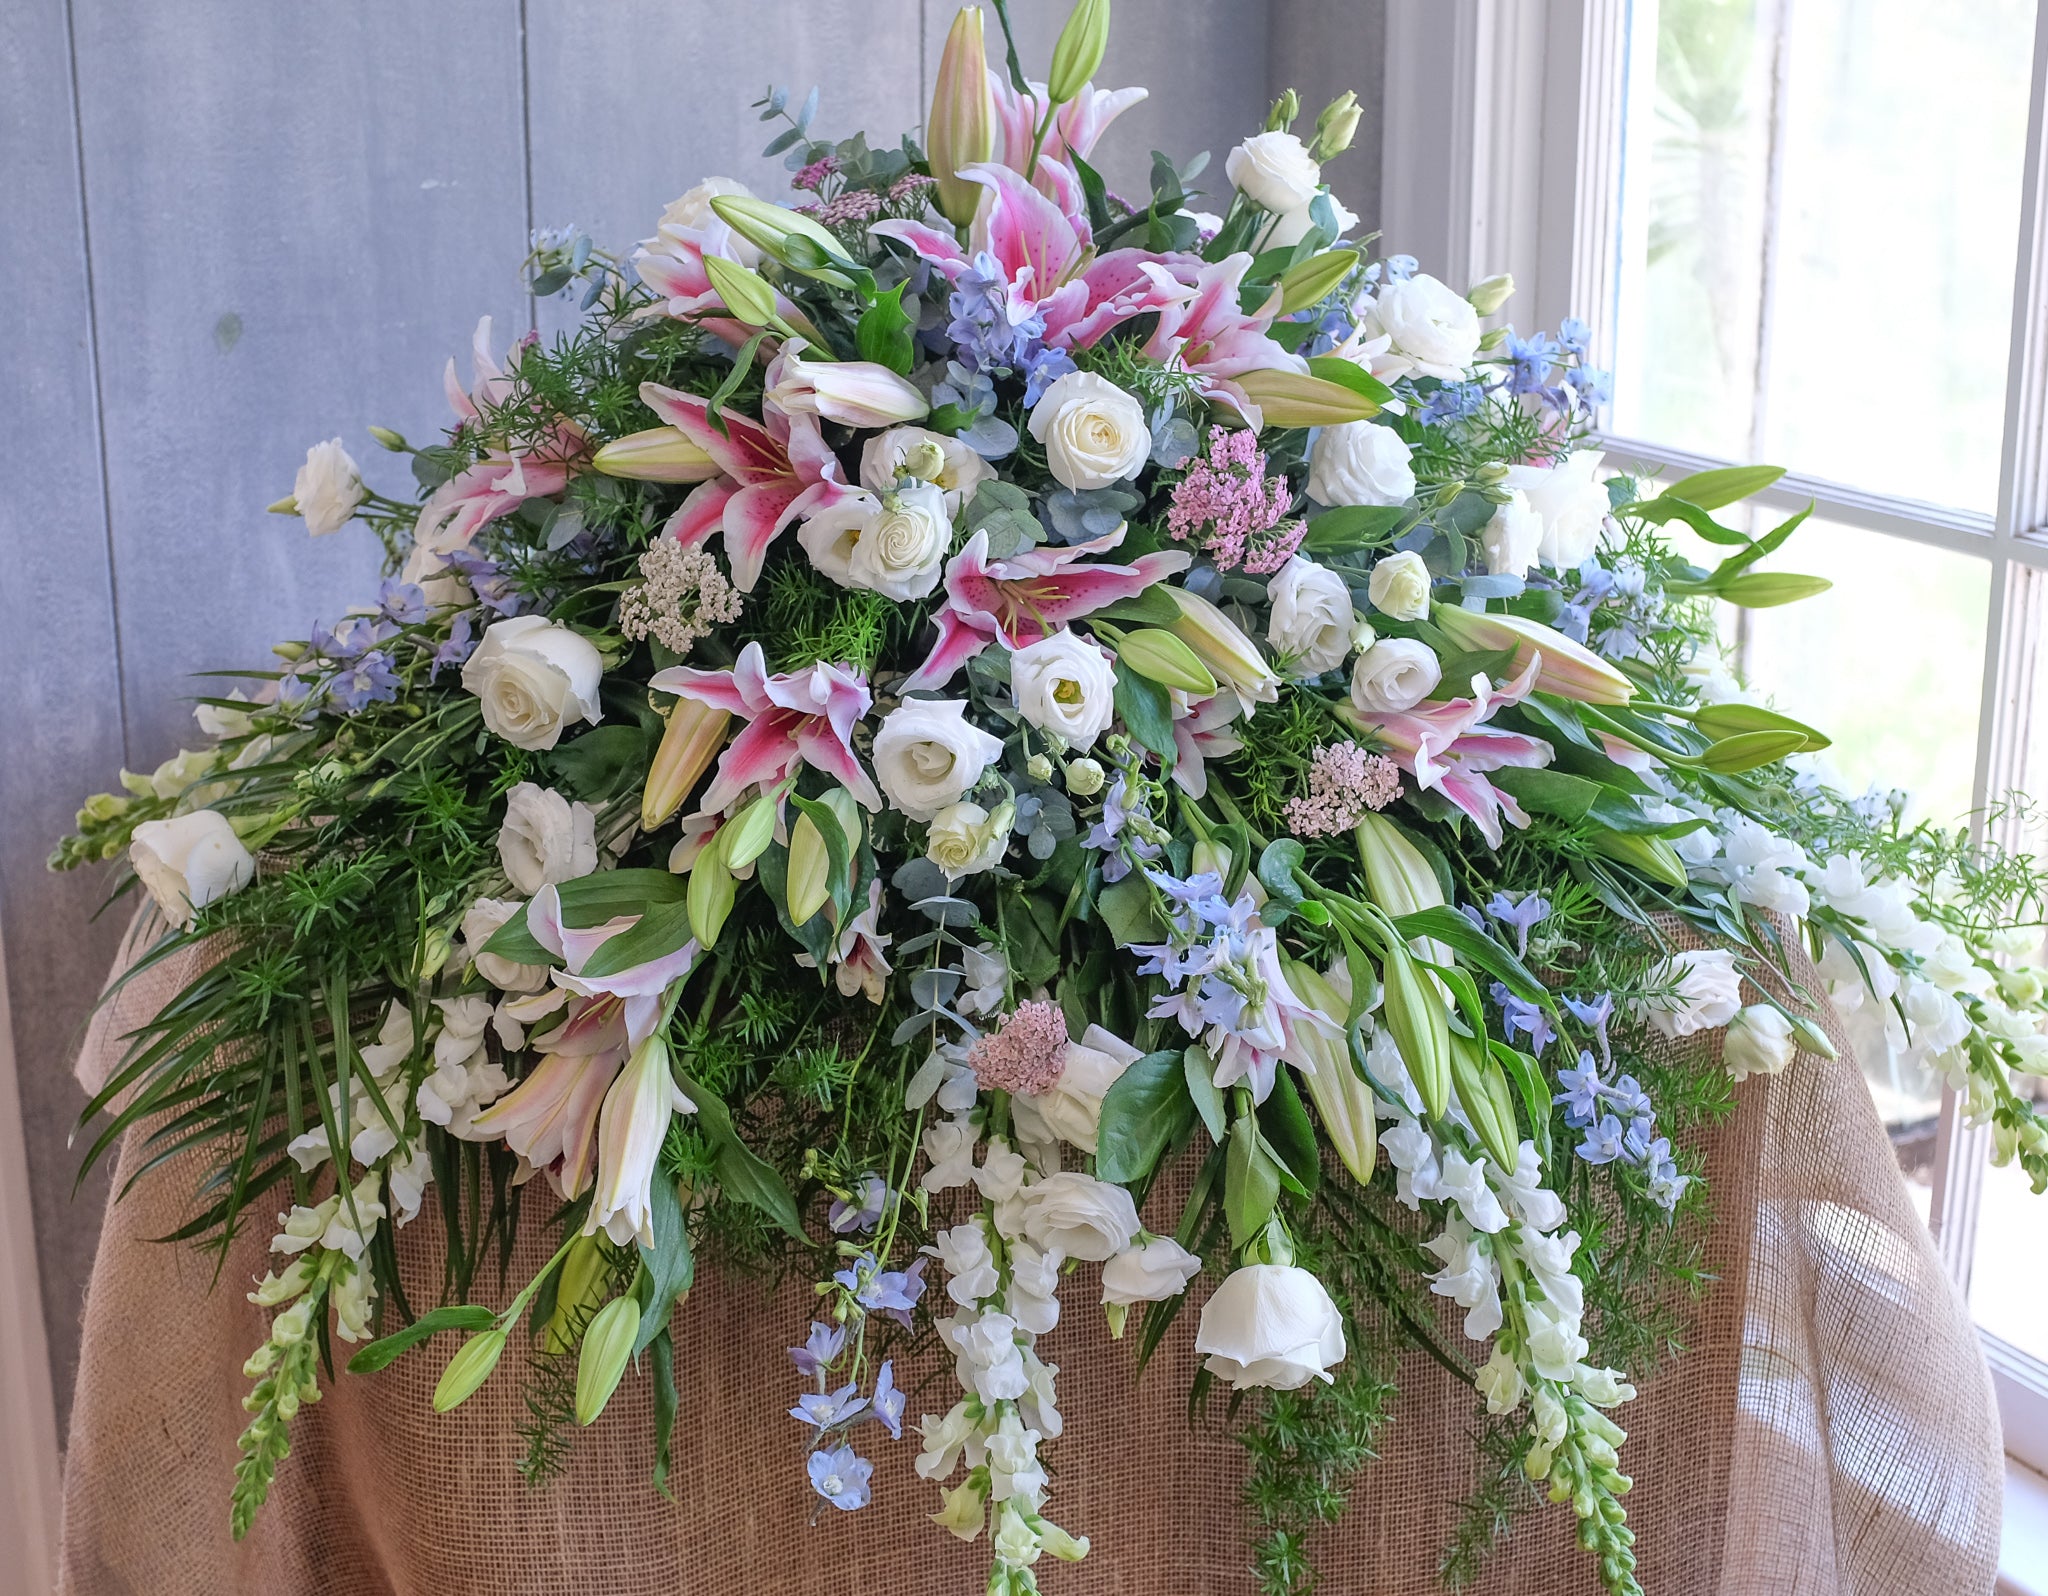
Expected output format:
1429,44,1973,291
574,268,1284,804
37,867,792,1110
799,482,954,601
496,782,599,896
1352,273,1482,384
1632,949,1744,1039
1307,420,1414,509
1223,130,1356,250
873,699,1005,823
1502,451,1611,569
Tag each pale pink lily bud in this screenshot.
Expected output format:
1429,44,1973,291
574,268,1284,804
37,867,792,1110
929,8,997,227
1280,959,1377,1185
588,1031,696,1248
1163,587,1281,708
1430,604,1634,705
765,340,930,430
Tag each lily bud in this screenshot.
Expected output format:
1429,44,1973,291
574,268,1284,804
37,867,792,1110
433,1328,508,1413
708,194,859,288
574,1295,640,1426
1466,273,1515,316
1277,249,1359,315
929,8,998,227
591,425,719,484
642,699,732,829
1236,367,1381,427
1047,0,1112,104
1192,838,1235,883
1429,605,1634,705
721,793,778,871
1115,626,1218,695
787,788,861,927
1282,959,1378,1183
1449,1029,1520,1169
1163,588,1281,706
686,825,737,948
1355,810,1452,968
367,425,410,452
766,340,930,429
1380,936,1451,1121
702,253,780,328
545,1232,609,1355
1311,90,1362,158
1695,728,1810,773
1586,828,1687,890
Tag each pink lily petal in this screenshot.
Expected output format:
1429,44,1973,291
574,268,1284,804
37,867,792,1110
869,218,972,280
901,608,999,693
696,711,804,813
721,480,806,592
663,476,739,546
794,721,883,811
963,162,1086,302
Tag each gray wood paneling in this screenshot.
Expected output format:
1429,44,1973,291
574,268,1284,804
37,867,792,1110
1270,0,1387,231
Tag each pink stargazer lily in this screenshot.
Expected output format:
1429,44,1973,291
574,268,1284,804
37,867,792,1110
1169,691,1248,799
467,1045,619,1201
1342,656,1555,849
989,74,1148,172
1140,254,1306,423
651,640,880,812
903,526,1192,691
526,884,701,1047
638,381,854,591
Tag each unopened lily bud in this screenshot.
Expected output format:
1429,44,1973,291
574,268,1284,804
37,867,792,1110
686,827,737,948
592,425,719,483
1587,829,1687,890
1116,626,1218,696
574,1296,640,1426
1449,1029,1520,1168
709,194,859,288
1278,248,1359,315
786,788,861,927
1694,728,1810,773
702,253,780,328
1282,959,1378,1183
721,794,779,871
767,341,931,428
1430,605,1633,705
1353,811,1445,918
1311,90,1362,158
1163,589,1280,705
1380,936,1451,1121
1047,0,1112,104
367,425,411,452
1236,366,1381,427
545,1233,609,1355
1267,88,1300,131
1065,756,1105,795
1191,839,1233,882
929,8,998,226
433,1328,508,1413
1466,273,1515,316
642,698,732,829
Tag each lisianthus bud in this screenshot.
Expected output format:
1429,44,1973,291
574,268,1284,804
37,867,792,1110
1466,273,1516,316
1267,88,1300,131
1114,627,1217,696
1311,90,1362,157
574,1296,640,1425
1064,756,1105,795
929,8,998,226
367,425,410,452
434,1328,508,1413
591,425,719,483
1047,0,1112,105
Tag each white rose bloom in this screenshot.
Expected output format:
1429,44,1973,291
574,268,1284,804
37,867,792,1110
130,811,255,930
459,896,549,993
1480,489,1544,577
1015,1172,1141,1262
1350,638,1442,713
1360,272,1482,381
1013,1025,1143,1154
796,489,885,588
872,699,1005,822
1307,421,1415,509
1194,1263,1347,1390
1101,1235,1203,1306
461,615,604,751
860,426,994,510
1266,557,1356,678
1026,371,1150,491
926,801,1011,878
292,439,366,537
1224,130,1322,214
1635,948,1744,1039
1366,549,1432,621
1503,451,1610,569
848,482,952,601
1010,630,1117,748
496,782,599,896
1264,191,1359,248
1722,1004,1797,1082
653,175,760,266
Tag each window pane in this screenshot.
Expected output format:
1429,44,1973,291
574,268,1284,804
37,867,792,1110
1615,0,2034,511
1972,1151,2048,1355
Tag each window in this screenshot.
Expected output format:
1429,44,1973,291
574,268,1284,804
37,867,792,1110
1382,0,2048,1471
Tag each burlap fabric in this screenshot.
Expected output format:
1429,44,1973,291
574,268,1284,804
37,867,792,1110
56,918,2004,1595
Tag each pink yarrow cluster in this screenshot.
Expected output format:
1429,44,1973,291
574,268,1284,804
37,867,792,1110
1165,429,1305,574
967,1000,1069,1096
1284,742,1402,837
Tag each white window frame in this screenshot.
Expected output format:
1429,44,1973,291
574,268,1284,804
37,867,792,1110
1381,0,2048,1472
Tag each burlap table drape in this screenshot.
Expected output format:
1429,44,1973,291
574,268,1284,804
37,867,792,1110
55,917,2004,1595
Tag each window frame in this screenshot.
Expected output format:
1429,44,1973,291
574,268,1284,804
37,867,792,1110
1380,0,2048,1470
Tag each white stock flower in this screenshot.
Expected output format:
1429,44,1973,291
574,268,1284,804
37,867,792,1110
953,1309,1030,1402
1005,1241,1064,1337
1635,948,1744,1039
1524,1299,1590,1382
654,176,761,265
1361,273,1481,381
1723,1004,1796,1082
1307,421,1415,509
1015,1172,1141,1262
927,801,1010,878
1422,1219,1503,1339
849,482,953,601
1266,556,1355,678
1504,451,1610,569
860,425,993,508
1480,489,1543,577
1013,1024,1142,1155
1475,1344,1528,1414
292,439,366,536
461,615,604,751
1194,1263,1347,1389
1101,1235,1202,1305
1026,371,1150,491
931,1222,1002,1306
1010,630,1116,748
460,896,550,993
873,699,1004,822
1350,637,1441,713
1366,550,1432,621
496,782,599,896
1224,131,1322,213
130,811,255,930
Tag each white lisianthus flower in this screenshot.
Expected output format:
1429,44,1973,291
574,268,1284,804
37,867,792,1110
847,482,952,601
1013,1024,1143,1154
1360,272,1482,381
1481,489,1544,577
1307,421,1414,508
1350,637,1441,713
459,896,549,993
926,801,1011,878
1101,1235,1203,1305
1224,130,1322,213
1266,556,1356,678
1010,630,1117,748
859,425,994,510
1366,550,1432,621
130,811,255,929
1264,191,1359,248
461,615,604,751
1026,371,1150,491
1015,1172,1141,1262
496,782,599,896
292,439,366,536
1723,1004,1796,1082
1635,948,1744,1038
872,699,1005,822
1194,1263,1347,1390
654,176,761,265
1504,451,1610,569
796,489,884,588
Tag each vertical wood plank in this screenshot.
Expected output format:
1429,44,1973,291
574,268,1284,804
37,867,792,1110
1268,0,1385,229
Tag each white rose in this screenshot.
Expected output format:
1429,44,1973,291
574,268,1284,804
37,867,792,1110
1010,630,1117,748
860,426,994,510
459,896,549,993
1307,420,1414,509
496,782,599,896
926,801,1011,878
1015,1025,1143,1154
1015,1172,1141,1262
1480,489,1544,577
655,175,760,266
1224,131,1322,214
1366,550,1432,621
1194,1263,1347,1390
1266,557,1356,678
1026,371,1150,491
1723,1004,1796,1082
847,482,952,601
796,489,884,588
1362,273,1482,380
130,811,255,930
1264,191,1359,248
1350,638,1441,713
872,699,1005,822
1504,452,1610,569
1635,948,1744,1039
1102,1235,1203,1306
292,439,365,537
461,615,604,751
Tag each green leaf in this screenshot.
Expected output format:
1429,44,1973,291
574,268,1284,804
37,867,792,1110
650,1328,679,1498
1302,503,1411,556
854,281,917,374
480,912,551,967
1223,1114,1281,1251
1183,1047,1227,1142
1489,1040,1553,1164
1621,495,1751,546
704,329,768,435
1491,765,1604,823
347,1305,498,1374
1113,660,1177,766
554,870,691,923
1392,906,1546,1004
714,1138,807,1240
1255,1070,1319,1194
578,898,696,978
1095,1049,1194,1183
1257,839,1306,911
1662,463,1785,510
548,723,660,804
1304,354,1395,409
634,1172,695,1356
962,479,1045,554
1097,875,1168,948
1713,501,1813,577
